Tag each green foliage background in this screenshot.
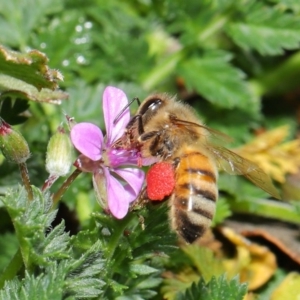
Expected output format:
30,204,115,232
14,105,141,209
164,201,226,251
0,0,300,299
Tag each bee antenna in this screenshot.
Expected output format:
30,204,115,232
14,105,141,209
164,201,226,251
113,97,141,124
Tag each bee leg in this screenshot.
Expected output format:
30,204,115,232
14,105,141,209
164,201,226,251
139,130,164,157
126,114,145,136
130,186,149,211
139,130,160,142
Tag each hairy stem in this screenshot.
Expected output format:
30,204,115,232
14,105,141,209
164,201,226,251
52,169,82,205
42,174,59,192
19,162,33,201
106,213,136,260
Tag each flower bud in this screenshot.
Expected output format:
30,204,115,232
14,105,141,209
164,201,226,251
46,126,73,176
0,120,30,163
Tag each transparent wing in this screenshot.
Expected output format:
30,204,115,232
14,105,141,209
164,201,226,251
206,144,280,199
171,117,232,142
171,117,280,199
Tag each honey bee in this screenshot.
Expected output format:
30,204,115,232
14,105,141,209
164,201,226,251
114,94,280,243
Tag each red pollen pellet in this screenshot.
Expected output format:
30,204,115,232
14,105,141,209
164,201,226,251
146,162,175,201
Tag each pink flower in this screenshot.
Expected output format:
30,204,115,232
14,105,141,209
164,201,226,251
70,86,144,219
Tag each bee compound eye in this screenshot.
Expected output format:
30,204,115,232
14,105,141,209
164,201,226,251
139,98,162,116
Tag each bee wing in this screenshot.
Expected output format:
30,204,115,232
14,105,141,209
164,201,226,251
206,144,280,199
167,116,280,199
171,117,233,142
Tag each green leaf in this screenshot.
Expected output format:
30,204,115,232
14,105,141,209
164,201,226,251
92,202,177,299
212,196,232,226
0,0,63,48
270,0,300,13
226,2,300,55
1,187,68,268
0,46,62,91
179,51,258,112
0,233,19,273
175,274,247,300
229,197,300,225
162,246,225,299
0,187,105,298
0,46,68,104
129,264,158,276
182,246,224,282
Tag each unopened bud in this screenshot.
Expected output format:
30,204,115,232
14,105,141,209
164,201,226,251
0,120,30,163
46,126,73,176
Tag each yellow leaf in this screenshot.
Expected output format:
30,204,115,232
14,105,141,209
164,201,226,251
236,126,300,183
221,227,277,290
271,272,300,300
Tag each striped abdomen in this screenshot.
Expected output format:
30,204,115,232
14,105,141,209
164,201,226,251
170,150,218,243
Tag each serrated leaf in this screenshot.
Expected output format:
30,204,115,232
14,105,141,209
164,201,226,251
175,274,247,300
66,241,105,279
0,187,71,268
93,203,176,299
182,245,224,282
212,196,232,226
235,125,300,183
227,3,300,55
135,278,162,290
161,245,225,299
63,241,105,298
179,51,258,112
0,279,21,300
65,278,104,298
129,264,158,276
0,190,105,299
0,46,62,90
0,46,68,104
39,221,70,259
0,265,65,300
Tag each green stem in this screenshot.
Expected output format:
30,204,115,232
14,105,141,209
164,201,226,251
103,213,137,295
250,51,300,97
0,248,23,289
230,197,300,224
52,169,82,205
106,213,136,260
19,162,33,200
197,14,229,43
42,174,59,192
141,50,184,91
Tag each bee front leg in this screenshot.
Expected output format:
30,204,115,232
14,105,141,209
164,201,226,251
139,130,164,157
125,114,145,136
130,186,149,211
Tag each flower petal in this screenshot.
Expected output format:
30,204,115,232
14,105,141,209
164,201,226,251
71,123,103,161
108,148,140,167
113,167,145,199
92,169,107,209
105,168,131,219
103,86,130,145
